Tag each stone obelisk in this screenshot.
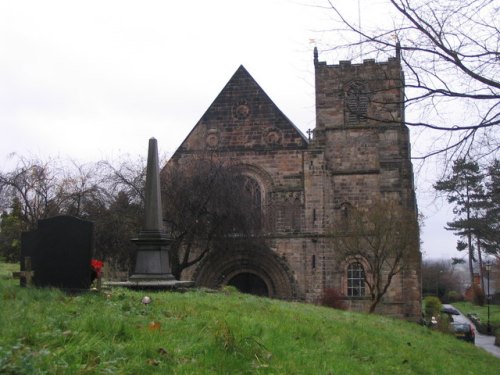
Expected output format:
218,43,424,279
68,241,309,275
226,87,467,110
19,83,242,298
129,137,174,281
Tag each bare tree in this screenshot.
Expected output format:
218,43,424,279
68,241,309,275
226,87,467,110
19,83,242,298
58,160,107,217
0,155,108,227
162,155,262,280
0,154,143,269
1,153,264,274
79,156,147,271
0,155,65,229
322,0,499,161
97,156,147,207
334,200,420,313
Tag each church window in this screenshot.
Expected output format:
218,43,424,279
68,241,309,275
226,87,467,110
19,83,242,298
240,175,262,232
339,202,352,230
242,176,261,210
347,262,365,297
345,81,369,124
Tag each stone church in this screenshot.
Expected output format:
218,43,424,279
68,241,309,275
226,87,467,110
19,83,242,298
164,48,422,319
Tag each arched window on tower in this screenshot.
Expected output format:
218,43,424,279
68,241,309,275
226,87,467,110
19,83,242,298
345,81,369,125
347,262,366,297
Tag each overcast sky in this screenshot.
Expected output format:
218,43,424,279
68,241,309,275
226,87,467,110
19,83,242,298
0,0,459,260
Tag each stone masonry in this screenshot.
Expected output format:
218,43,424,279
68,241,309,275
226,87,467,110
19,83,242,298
164,48,422,319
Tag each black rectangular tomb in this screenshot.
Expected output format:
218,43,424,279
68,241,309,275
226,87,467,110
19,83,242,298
20,215,93,291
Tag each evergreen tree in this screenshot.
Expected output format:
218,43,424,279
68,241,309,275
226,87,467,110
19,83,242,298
88,191,142,272
434,159,485,284
481,160,500,256
0,198,26,262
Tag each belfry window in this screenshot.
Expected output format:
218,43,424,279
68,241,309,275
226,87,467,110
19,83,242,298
347,262,365,297
345,81,369,124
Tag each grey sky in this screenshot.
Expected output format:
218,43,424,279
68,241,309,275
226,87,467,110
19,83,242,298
0,0,458,260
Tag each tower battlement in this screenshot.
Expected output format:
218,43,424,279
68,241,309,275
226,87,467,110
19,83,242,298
313,46,405,135
313,44,401,68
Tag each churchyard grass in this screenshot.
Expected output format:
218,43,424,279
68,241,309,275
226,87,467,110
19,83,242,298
1,275,499,374
0,261,18,287
453,301,500,327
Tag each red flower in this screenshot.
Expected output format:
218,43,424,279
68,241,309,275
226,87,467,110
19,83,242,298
91,259,104,278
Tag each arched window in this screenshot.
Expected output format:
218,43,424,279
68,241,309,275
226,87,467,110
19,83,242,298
347,262,365,297
242,176,261,210
345,81,369,124
239,175,262,232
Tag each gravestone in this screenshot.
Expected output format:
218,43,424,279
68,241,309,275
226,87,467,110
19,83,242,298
20,215,93,291
19,231,38,287
12,256,35,287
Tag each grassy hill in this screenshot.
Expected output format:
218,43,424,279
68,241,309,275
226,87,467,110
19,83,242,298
1,265,499,374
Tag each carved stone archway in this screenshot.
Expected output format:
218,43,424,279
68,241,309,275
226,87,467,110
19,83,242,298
193,243,297,300
226,272,269,296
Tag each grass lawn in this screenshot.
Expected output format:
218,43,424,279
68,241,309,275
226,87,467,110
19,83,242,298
0,261,19,287
453,301,500,328
1,267,499,374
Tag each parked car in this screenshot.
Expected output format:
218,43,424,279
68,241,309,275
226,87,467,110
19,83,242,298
466,313,481,323
450,322,475,344
441,306,460,315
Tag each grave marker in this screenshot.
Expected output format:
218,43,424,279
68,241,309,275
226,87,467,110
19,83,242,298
12,257,35,287
19,215,94,291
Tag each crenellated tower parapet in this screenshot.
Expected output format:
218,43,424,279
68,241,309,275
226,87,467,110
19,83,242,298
310,47,415,211
313,47,405,136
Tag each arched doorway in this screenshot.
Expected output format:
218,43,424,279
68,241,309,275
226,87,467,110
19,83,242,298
193,243,297,300
227,272,269,296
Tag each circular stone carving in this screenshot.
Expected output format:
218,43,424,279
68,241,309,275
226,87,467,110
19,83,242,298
264,128,282,145
206,133,219,147
233,99,251,120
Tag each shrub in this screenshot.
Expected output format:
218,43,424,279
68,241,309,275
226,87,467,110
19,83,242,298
447,291,462,303
423,296,442,319
320,288,347,310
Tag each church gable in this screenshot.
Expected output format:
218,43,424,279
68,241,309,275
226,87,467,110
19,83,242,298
174,65,307,154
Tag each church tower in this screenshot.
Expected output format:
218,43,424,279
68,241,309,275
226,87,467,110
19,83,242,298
303,47,421,317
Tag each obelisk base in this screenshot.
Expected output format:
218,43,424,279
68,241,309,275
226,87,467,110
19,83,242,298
129,233,174,281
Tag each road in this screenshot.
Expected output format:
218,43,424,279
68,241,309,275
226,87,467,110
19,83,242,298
444,304,500,359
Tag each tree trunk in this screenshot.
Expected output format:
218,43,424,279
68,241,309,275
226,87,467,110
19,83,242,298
369,295,382,313
466,197,475,285
467,231,474,285
477,237,484,292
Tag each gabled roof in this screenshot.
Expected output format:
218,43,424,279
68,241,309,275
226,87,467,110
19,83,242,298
173,65,308,156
